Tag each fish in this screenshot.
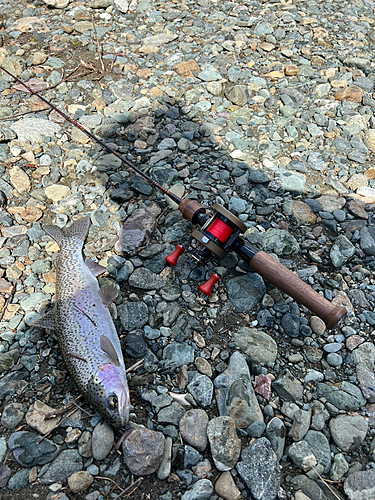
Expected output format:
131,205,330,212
33,217,131,428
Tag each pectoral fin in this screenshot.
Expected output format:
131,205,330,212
100,335,120,366
86,258,107,277
98,285,118,306
31,309,56,330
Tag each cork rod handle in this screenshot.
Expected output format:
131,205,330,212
249,251,346,330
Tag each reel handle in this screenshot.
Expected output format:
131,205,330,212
249,251,346,330
165,245,184,266
199,273,220,296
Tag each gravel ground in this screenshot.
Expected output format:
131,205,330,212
1,0,375,499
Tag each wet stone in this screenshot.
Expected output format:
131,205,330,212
39,449,83,483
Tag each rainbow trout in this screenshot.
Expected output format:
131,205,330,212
33,217,130,428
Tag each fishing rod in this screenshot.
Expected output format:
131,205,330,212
1,66,347,329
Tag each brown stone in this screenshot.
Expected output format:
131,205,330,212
122,427,165,475
346,335,365,351
260,42,275,52
0,279,13,293
26,400,62,435
311,55,325,66
365,167,375,179
9,166,31,195
173,60,200,78
136,68,152,78
179,409,209,452
68,471,93,493
92,98,106,111
335,86,363,103
283,200,317,225
19,206,43,222
347,200,368,219
285,65,298,76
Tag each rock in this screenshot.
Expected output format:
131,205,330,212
10,118,61,143
187,374,213,407
157,436,172,480
42,0,70,7
273,369,303,402
1,403,25,429
214,352,263,428
215,471,241,500
288,440,317,471
7,468,30,491
289,409,311,441
26,400,61,434
68,471,94,493
179,409,209,452
128,267,165,290
262,229,300,255
330,235,355,267
114,0,128,13
8,431,60,467
226,274,266,312
225,85,248,106
365,129,375,153
0,464,11,488
9,166,31,195
304,430,331,474
207,416,241,471
254,374,272,400
237,438,281,500
344,470,375,500
181,479,214,500
118,302,148,331
45,184,71,203
330,453,349,481
266,417,285,461
330,415,368,451
316,382,366,411
122,427,165,475
39,449,82,483
115,205,159,256
351,342,375,387
232,327,277,365
91,422,114,460
162,343,195,369
291,475,327,500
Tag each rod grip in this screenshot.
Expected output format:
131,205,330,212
249,251,346,330
199,273,220,296
165,245,184,266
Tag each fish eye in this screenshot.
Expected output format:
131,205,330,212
108,394,118,409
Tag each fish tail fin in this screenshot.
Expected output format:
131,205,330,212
44,217,91,248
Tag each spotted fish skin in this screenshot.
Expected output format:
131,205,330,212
36,217,130,428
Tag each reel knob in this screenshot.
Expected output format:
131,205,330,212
199,273,220,296
165,245,184,266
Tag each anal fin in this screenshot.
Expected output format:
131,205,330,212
31,309,56,330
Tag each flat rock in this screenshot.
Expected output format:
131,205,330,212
92,422,114,461
39,449,82,483
115,205,159,256
316,381,366,411
273,369,303,402
179,409,209,452
181,479,214,500
10,118,61,143
128,267,165,290
8,431,60,467
26,400,62,434
227,274,266,312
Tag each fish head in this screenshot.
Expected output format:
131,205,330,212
86,363,130,428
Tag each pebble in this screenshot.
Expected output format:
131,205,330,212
68,471,93,493
91,422,114,461
122,427,165,475
179,410,209,452
214,471,241,500
330,415,368,451
207,416,241,471
232,327,277,365
344,470,375,500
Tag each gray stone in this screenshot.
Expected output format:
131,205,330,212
316,382,366,411
227,273,266,312
237,438,281,500
214,352,263,429
118,302,148,331
128,267,165,290
262,229,300,255
360,226,375,255
330,415,368,451
187,374,213,407
8,431,60,467
266,417,285,461
288,440,316,471
181,479,214,500
162,343,195,368
351,342,375,388
289,409,311,441
291,475,327,500
92,422,114,461
277,171,306,194
330,235,355,267
7,468,30,491
158,402,186,425
39,449,82,483
10,118,61,143
330,453,349,481
273,369,303,402
207,416,241,471
344,470,375,500
232,327,277,365
304,430,331,474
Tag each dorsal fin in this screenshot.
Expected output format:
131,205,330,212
86,258,107,277
31,309,56,330
98,285,118,306
100,335,120,366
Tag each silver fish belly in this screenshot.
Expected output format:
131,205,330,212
33,217,130,428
